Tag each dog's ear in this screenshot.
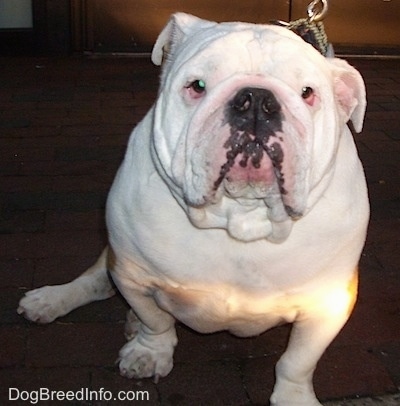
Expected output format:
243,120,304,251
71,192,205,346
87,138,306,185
328,58,367,133
152,13,216,67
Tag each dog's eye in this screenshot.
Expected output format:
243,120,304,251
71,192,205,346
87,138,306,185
301,86,314,99
301,86,317,106
185,80,206,101
189,79,206,94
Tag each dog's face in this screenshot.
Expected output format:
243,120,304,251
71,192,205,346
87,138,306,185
151,13,366,242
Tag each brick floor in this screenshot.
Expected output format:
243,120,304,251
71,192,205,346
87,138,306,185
0,55,399,405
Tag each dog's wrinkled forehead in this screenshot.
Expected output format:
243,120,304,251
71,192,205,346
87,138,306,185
151,12,320,78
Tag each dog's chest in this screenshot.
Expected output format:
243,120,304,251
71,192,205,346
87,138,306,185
152,280,305,336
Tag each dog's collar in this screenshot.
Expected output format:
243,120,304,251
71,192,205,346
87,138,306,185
271,18,330,57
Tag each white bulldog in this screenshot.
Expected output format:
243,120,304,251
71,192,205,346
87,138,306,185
18,13,369,405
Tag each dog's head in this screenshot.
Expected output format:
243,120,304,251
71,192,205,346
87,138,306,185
150,13,366,242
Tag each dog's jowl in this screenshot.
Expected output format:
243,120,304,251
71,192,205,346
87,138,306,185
18,13,369,406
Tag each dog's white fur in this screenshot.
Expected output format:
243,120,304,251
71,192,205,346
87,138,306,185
18,13,369,405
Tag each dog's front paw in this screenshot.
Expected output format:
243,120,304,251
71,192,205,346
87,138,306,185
270,380,322,406
17,285,71,323
118,328,177,382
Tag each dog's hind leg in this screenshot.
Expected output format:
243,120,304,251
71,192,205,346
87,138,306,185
17,247,115,323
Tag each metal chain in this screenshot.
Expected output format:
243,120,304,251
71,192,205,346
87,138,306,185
287,18,329,56
270,0,331,56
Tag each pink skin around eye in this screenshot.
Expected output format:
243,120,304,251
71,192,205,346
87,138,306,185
187,86,205,100
304,92,316,107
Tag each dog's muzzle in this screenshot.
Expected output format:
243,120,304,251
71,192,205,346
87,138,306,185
214,87,284,191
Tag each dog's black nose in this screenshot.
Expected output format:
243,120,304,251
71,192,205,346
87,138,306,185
228,87,282,135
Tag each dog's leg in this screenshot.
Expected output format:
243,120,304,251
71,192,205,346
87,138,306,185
117,295,177,382
110,253,177,382
270,272,358,406
17,247,115,323
124,308,141,340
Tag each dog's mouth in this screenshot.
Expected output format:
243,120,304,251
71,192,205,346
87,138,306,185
213,131,285,193
212,134,301,220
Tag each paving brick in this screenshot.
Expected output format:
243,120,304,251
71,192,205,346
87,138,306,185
373,342,400,389
364,118,398,134
0,209,45,234
335,298,400,349
55,145,125,162
45,210,106,231
0,230,105,260
0,118,31,128
26,323,125,368
3,191,108,211
365,101,386,113
0,325,27,367
1,287,31,323
61,114,102,126
15,160,59,176
360,131,400,154
363,165,399,191
368,219,399,248
32,255,103,286
242,355,279,404
54,160,120,177
0,146,55,162
24,104,68,119
59,295,128,324
60,124,132,138
50,175,113,191
12,89,74,103
174,324,290,364
379,102,400,112
315,345,397,401
0,258,34,288
157,359,249,405
373,244,400,275
0,125,61,138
